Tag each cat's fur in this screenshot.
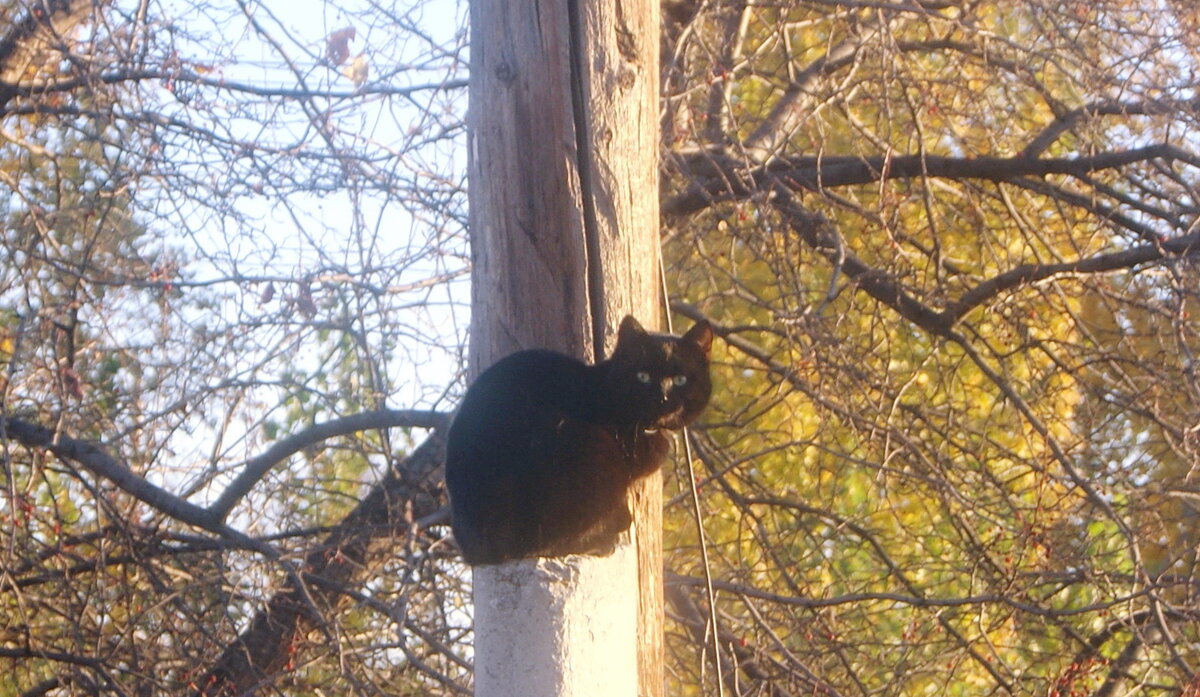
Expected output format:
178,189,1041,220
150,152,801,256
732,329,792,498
445,316,713,565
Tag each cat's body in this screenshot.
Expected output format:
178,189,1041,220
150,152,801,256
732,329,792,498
446,316,712,566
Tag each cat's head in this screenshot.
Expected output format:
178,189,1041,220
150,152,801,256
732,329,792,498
606,315,713,430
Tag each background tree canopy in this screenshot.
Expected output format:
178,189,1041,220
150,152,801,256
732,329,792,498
1,0,1198,696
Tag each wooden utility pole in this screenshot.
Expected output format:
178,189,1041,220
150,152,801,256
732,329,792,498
466,0,661,693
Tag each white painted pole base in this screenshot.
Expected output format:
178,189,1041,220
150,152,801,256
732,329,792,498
472,538,638,697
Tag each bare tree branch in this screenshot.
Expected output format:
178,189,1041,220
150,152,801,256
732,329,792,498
944,230,1200,323
0,0,103,112
209,408,449,520
1,415,223,530
194,433,448,697
16,69,467,101
769,190,1200,335
770,194,955,336
665,144,1200,219
1022,96,1200,158
1,409,449,530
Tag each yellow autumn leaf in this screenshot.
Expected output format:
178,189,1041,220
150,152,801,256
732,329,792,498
343,53,369,87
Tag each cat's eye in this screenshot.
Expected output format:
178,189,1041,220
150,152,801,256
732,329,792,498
672,375,688,386
636,371,652,383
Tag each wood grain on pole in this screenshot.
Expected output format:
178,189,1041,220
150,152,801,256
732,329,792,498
468,0,662,693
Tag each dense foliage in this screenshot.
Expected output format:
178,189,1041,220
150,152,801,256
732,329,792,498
661,3,1200,695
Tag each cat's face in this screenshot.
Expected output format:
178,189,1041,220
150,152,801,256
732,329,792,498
607,316,713,430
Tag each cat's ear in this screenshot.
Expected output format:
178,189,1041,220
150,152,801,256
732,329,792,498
683,320,713,356
618,315,647,344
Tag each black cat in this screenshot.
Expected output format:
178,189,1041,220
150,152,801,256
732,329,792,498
445,316,713,565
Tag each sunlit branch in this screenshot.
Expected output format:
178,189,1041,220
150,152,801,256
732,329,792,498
665,580,839,697
745,194,1186,674
1,415,223,530
0,0,104,112
770,192,1200,334
1008,176,1166,243
4,524,340,592
308,575,471,695
209,408,449,520
741,37,995,161
0,645,105,669
943,334,1175,657
671,300,934,466
945,229,1200,323
195,433,448,697
0,647,119,695
14,69,467,101
32,267,469,295
1022,96,1200,158
0,409,450,532
697,1,753,147
770,196,954,335
669,573,1169,618
665,144,1199,219
669,303,1185,694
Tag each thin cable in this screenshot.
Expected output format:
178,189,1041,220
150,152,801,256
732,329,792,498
659,254,725,697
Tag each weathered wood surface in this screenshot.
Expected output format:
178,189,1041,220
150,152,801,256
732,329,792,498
467,0,662,693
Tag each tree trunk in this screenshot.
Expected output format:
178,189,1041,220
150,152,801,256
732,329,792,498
466,0,661,693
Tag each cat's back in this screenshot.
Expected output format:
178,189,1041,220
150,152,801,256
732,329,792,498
455,349,586,416
447,348,588,445
470,348,583,390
